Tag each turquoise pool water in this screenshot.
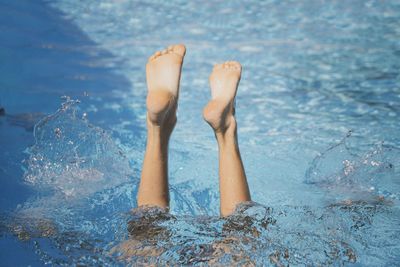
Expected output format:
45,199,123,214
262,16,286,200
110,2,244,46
1,0,399,265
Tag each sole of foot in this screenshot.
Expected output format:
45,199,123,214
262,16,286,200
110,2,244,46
146,44,186,126
203,61,242,133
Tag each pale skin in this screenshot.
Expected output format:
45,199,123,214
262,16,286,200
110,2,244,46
137,44,251,217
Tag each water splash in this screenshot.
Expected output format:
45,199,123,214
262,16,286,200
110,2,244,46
109,202,398,266
305,131,400,201
24,96,131,199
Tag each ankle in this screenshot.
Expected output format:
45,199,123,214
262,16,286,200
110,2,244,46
146,90,176,126
203,100,235,133
146,119,173,145
215,117,237,143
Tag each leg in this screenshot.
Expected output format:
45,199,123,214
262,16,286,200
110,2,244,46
137,44,186,209
203,61,251,216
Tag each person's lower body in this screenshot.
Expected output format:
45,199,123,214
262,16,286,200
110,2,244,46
137,44,251,216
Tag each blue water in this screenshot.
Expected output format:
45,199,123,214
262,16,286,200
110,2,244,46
1,0,399,265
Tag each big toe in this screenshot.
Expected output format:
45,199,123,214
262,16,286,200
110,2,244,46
229,61,242,70
171,44,186,57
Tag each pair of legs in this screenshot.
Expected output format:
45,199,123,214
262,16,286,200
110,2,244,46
137,44,251,216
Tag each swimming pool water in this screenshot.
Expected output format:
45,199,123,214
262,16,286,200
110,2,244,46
1,0,399,265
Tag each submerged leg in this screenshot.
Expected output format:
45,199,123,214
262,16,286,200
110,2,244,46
137,44,186,209
203,61,251,216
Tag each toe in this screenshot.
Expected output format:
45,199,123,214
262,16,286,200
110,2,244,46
149,51,161,61
172,44,186,57
227,61,235,68
225,62,232,69
231,61,242,70
214,63,223,69
231,61,240,66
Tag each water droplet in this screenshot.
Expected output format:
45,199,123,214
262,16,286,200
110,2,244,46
54,128,62,138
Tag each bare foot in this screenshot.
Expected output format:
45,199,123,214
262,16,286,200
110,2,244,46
146,44,186,128
203,61,241,133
